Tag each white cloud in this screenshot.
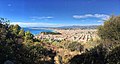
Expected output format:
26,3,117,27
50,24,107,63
73,14,110,20
30,16,54,20
10,22,63,27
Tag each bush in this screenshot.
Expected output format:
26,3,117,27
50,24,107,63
0,18,56,64
98,16,120,41
69,15,120,64
69,44,108,64
68,41,84,51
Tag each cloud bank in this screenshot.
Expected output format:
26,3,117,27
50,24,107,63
73,14,110,20
10,22,59,27
30,16,54,20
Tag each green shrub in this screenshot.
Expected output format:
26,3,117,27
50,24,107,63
68,41,84,51
98,16,120,41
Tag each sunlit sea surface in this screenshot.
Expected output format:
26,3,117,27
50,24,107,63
23,27,54,35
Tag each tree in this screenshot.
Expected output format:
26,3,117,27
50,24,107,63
25,31,34,40
0,18,9,43
98,16,120,41
13,24,21,35
0,18,56,64
0,18,10,28
24,31,34,44
18,29,25,37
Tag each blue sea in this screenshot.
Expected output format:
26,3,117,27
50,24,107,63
23,27,54,35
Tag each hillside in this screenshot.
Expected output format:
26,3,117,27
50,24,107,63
0,16,120,64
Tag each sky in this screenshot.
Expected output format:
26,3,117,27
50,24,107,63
0,0,120,27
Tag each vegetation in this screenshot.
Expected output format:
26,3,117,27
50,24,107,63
0,18,56,64
41,32,62,35
69,16,120,64
67,41,84,51
0,15,120,64
98,16,120,41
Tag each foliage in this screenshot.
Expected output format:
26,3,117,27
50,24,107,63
98,16,120,41
69,44,108,64
41,32,62,35
18,29,25,37
0,18,56,64
67,41,84,51
69,43,120,64
69,15,120,64
107,45,120,64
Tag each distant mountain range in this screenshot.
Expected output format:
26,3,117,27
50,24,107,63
55,25,100,29
24,25,100,29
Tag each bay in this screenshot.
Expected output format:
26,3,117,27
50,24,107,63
23,27,54,35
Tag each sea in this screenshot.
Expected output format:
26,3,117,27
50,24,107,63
23,27,54,35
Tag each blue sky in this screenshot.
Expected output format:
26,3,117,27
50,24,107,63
0,0,120,27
